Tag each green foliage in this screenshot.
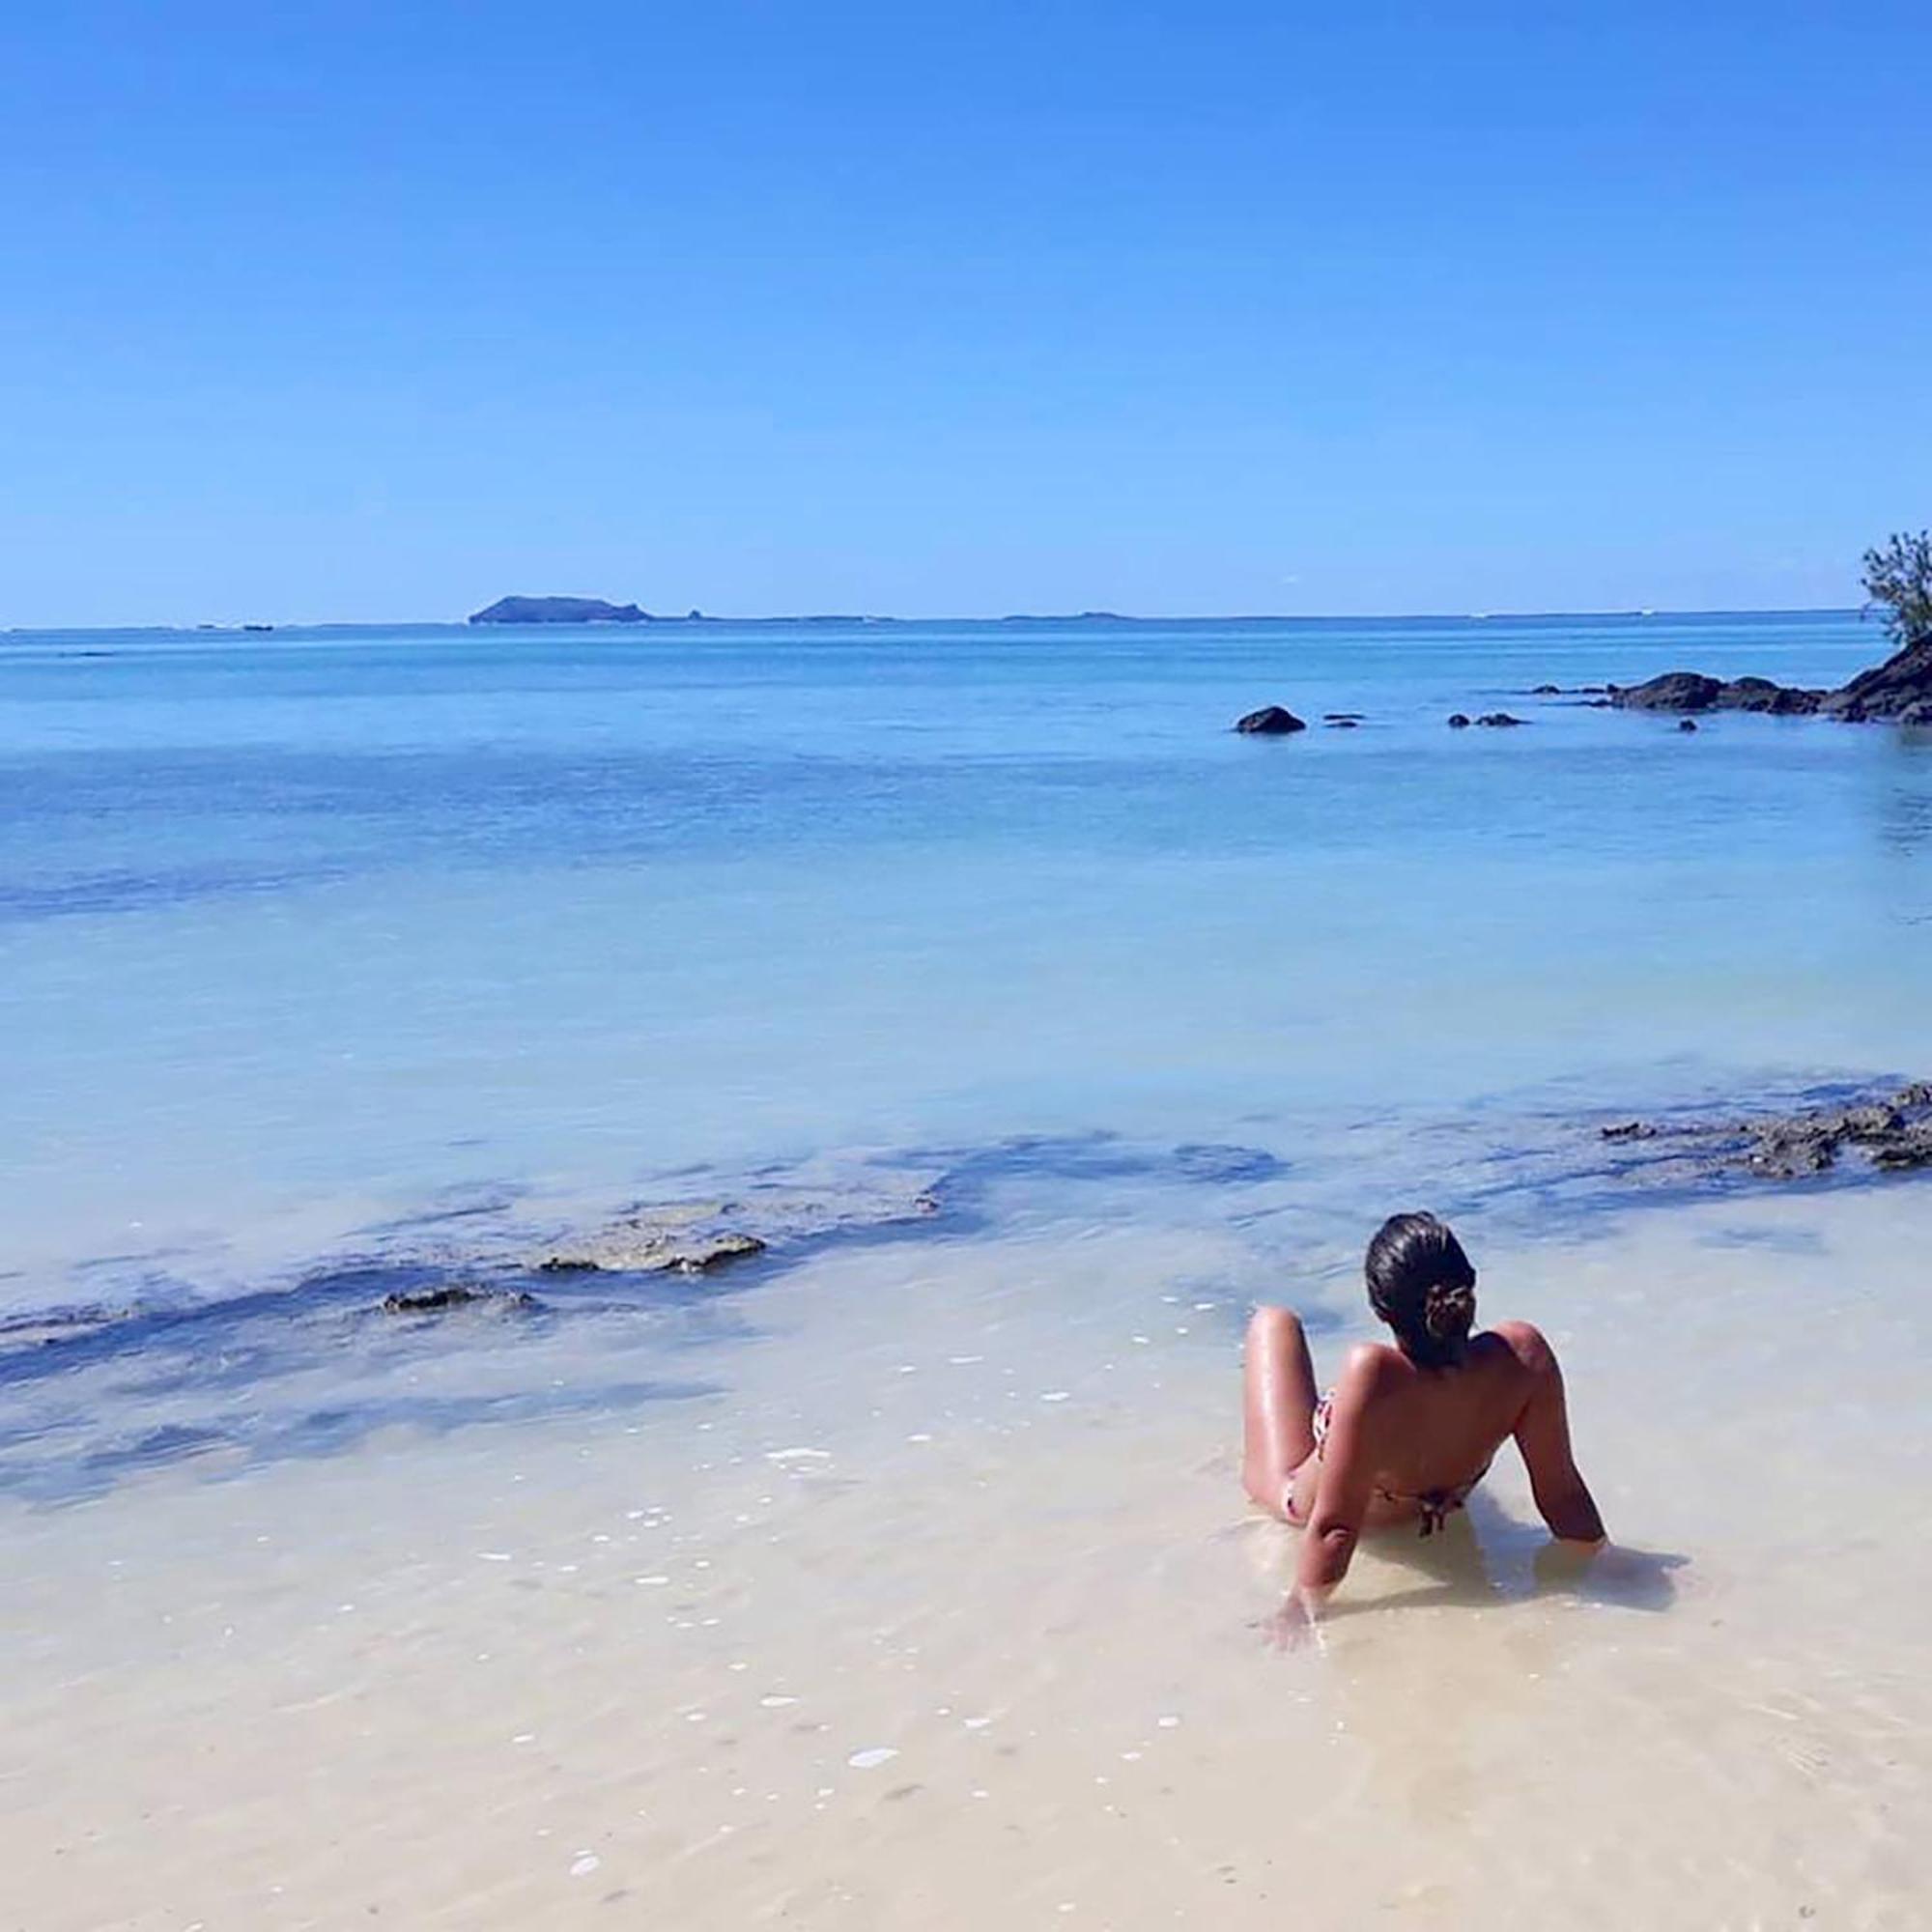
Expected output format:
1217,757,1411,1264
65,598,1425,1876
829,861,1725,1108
1861,530,1932,647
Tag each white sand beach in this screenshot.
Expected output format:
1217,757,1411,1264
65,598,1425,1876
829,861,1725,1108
6,1182,1928,1930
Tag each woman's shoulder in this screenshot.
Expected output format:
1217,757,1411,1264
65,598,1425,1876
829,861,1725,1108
1479,1321,1561,1377
1334,1339,1416,1398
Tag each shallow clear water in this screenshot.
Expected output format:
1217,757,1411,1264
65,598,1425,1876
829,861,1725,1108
4,609,1929,1328
7,613,1932,1927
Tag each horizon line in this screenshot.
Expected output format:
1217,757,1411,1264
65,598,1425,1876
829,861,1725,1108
2,603,1869,636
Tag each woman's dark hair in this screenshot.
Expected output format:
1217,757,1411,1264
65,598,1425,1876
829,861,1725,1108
1365,1211,1477,1369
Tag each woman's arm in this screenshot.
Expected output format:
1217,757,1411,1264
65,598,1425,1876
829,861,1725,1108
1293,1350,1384,1609
1499,1321,1606,1547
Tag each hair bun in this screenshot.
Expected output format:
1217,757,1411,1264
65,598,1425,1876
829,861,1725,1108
1423,1279,1476,1340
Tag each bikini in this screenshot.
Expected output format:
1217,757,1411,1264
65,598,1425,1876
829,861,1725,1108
1292,1390,1493,1539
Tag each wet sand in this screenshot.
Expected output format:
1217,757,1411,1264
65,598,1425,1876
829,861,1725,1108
4,1187,1930,1929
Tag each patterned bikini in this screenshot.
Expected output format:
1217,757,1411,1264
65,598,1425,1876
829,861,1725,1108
1294,1390,1493,1538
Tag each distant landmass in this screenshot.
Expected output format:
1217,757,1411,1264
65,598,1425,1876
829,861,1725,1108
462,602,1236,629
469,596,651,625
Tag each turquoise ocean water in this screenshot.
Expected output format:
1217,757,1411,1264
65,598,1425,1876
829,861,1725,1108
3,610,1929,1487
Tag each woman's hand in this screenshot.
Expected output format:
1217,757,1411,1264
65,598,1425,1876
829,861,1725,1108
1258,1588,1327,1653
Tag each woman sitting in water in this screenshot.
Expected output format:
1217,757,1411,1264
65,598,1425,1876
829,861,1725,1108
1242,1211,1605,1620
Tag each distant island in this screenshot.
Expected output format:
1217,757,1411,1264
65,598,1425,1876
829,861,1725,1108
468,596,651,625
462,601,1237,628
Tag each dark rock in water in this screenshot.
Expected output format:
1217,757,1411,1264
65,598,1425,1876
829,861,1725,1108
1611,671,1725,712
1325,718,1360,728
1235,705,1307,735
1748,1126,1841,1179
1603,1079,1932,1185
1718,676,1824,716
469,596,651,625
1609,636,1931,723
540,1222,766,1274
1530,683,1563,696
1871,1127,1932,1171
1678,719,1699,733
1826,635,1932,720
1447,713,1471,728
1611,671,1824,716
536,1168,937,1279
1323,712,1364,723
1475,712,1527,727
381,1284,540,1315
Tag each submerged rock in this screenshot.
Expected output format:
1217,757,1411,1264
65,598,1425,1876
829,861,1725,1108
1678,719,1699,733
1870,1127,1932,1171
1475,712,1528,727
540,1220,766,1275
1748,1126,1840,1179
381,1284,540,1315
534,1167,940,1276
1235,705,1307,735
1601,1080,1932,1184
1447,713,1471,728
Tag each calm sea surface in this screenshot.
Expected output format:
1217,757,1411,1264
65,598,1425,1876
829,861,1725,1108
3,610,1928,1334
9,610,1932,1926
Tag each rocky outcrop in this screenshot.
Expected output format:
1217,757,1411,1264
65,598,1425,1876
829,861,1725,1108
1235,705,1306,735
469,596,651,625
1608,671,1811,713
533,1172,941,1276
1824,635,1932,722
1606,635,1932,722
1447,713,1471,728
540,1212,767,1274
1598,1081,1932,1180
1475,712,1527,727
1610,671,1717,711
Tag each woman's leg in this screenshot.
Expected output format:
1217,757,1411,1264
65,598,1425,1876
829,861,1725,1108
1242,1306,1320,1519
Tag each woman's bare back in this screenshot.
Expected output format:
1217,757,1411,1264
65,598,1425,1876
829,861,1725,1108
1283,1322,1552,1528
1246,1303,1605,1579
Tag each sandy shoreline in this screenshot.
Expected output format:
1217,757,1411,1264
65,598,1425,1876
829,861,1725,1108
4,1183,1930,1929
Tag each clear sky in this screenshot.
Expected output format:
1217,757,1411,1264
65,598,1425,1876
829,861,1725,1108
3,2,1928,625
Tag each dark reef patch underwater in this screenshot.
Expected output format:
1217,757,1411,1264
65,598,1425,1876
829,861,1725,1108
4,1076,1928,1505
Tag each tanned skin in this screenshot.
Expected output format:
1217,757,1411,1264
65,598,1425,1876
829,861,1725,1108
1242,1307,1605,1623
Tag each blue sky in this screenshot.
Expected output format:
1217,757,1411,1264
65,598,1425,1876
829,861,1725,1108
3,2,1928,624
